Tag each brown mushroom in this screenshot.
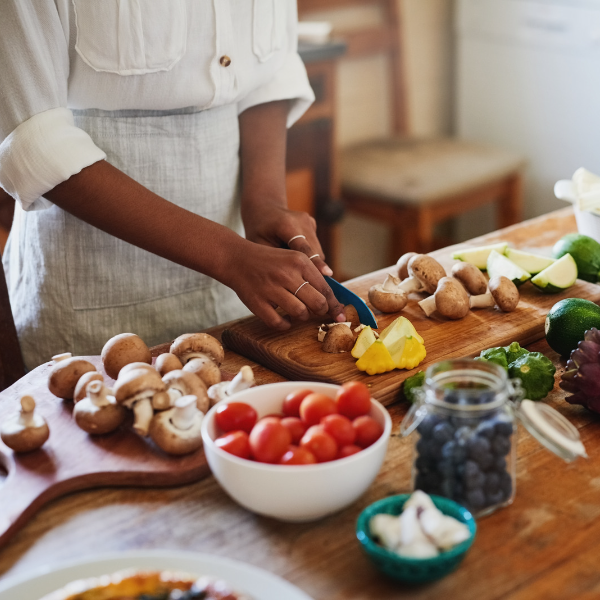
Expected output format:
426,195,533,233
73,371,104,403
398,255,446,294
470,276,520,312
183,356,222,388
149,395,204,455
101,333,151,380
1,395,49,452
155,353,183,377
368,274,408,313
118,362,156,378
73,381,127,435
162,369,209,413
418,277,470,319
170,333,224,366
322,324,354,353
451,262,488,295
397,252,418,280
208,365,255,407
48,353,97,400
343,305,361,330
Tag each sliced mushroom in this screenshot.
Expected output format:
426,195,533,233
317,322,352,343
73,381,127,435
397,252,418,280
418,277,470,319
1,395,49,453
155,353,183,377
149,395,204,455
170,333,224,366
162,369,209,414
322,324,354,353
470,276,520,312
73,371,104,403
451,262,488,295
342,305,361,331
398,255,446,294
48,353,97,400
368,274,408,313
101,333,151,380
208,365,255,407
183,356,221,388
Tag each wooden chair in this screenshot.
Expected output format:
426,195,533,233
299,0,525,265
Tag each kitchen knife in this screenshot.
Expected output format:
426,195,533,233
324,275,378,328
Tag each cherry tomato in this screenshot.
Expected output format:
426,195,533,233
336,381,371,419
249,417,292,463
215,431,251,459
299,393,337,426
300,425,338,462
279,445,317,465
338,444,362,459
353,415,383,448
280,416,308,445
283,389,313,418
215,402,257,434
321,414,356,447
262,413,283,420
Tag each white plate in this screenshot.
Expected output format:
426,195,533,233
0,549,313,600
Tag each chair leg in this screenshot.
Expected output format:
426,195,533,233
498,172,523,229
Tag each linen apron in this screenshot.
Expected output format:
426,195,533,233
2,103,249,371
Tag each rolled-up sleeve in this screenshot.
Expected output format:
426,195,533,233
0,1,106,211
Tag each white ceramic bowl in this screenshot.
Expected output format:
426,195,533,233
201,382,392,522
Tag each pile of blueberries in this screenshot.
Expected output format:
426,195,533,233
414,403,513,514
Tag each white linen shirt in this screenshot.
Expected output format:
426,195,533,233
0,0,314,212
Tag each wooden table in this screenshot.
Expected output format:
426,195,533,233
2,207,600,600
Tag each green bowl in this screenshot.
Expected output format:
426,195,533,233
356,494,476,584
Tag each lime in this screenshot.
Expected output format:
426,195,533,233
553,233,600,283
545,298,600,356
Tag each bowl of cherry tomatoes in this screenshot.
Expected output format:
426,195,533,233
201,381,392,522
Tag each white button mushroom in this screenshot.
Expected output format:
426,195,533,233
162,369,209,414
418,277,470,319
368,274,408,313
1,395,49,453
73,371,104,403
208,365,255,407
101,333,152,380
155,352,183,377
170,333,224,367
398,255,447,294
73,381,127,435
470,275,520,312
451,262,488,295
48,353,97,400
183,356,222,388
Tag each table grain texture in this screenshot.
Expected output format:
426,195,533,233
2,208,600,600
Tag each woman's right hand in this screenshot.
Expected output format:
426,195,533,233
222,239,347,330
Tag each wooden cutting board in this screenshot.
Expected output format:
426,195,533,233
222,209,600,405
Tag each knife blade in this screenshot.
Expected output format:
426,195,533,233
324,276,378,328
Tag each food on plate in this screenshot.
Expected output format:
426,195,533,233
398,254,446,294
47,353,97,400
450,262,488,295
531,253,578,293
281,416,308,444
170,333,225,367
280,445,317,464
397,252,418,280
418,276,469,319
0,395,49,453
403,370,425,403
300,425,338,462
299,393,337,425
249,417,292,463
560,327,600,413
356,340,396,375
183,355,222,387
101,333,152,380
504,248,556,275
215,430,251,459
336,381,372,418
162,369,209,413
353,415,384,448
553,233,600,283
38,569,252,600
215,402,258,434
368,274,408,313
545,298,600,357
451,242,508,270
73,371,105,403
322,323,354,353
486,250,531,286
351,326,378,359
155,352,184,377
322,413,356,446
149,395,205,455
73,381,127,435
469,276,520,312
208,365,255,407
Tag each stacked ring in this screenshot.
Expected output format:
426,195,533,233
287,234,306,245
294,281,310,297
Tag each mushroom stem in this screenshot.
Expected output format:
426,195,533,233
170,395,198,431
18,395,37,428
227,366,255,396
167,387,183,404
470,292,495,309
418,295,438,317
87,381,112,408
382,274,401,291
397,277,423,294
180,351,211,365
131,398,154,436
52,352,72,363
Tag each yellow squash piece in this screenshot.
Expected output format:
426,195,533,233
356,340,396,376
380,316,424,347
394,335,426,370
351,326,377,359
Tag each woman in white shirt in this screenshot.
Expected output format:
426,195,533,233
0,0,345,370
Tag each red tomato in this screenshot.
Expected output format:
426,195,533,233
300,425,338,462
336,381,372,419
321,414,356,447
299,393,337,426
279,445,317,465
280,417,308,445
353,415,383,448
283,389,313,417
338,444,362,459
215,402,257,434
261,413,283,420
249,417,292,463
215,431,251,459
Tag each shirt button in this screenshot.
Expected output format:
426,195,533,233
219,55,232,67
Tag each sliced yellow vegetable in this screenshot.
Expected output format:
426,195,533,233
393,335,426,370
351,326,377,359
379,316,424,360
356,340,396,376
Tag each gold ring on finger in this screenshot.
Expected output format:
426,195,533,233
294,281,310,297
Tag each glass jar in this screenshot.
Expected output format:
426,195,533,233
401,358,586,517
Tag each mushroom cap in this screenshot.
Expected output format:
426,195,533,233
434,277,470,319
322,324,354,353
101,333,151,380
397,252,418,280
73,395,127,435
489,276,520,312
183,356,221,388
451,262,488,295
73,371,104,403
113,367,165,405
48,357,97,400
162,369,209,413
155,353,183,377
1,396,49,453
170,333,224,366
343,305,361,331
118,362,156,378
149,402,204,456
408,255,447,294
368,284,408,313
